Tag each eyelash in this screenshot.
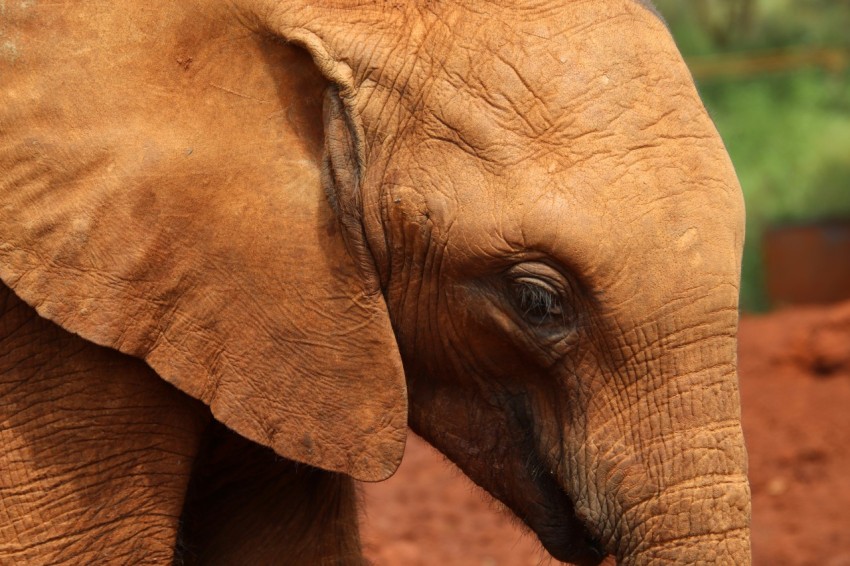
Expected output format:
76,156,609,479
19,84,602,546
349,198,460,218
511,279,563,325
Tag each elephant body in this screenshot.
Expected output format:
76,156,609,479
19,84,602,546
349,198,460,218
0,284,362,565
1,1,751,564
0,284,204,563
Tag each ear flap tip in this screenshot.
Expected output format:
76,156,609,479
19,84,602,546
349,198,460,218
203,381,408,483
350,432,407,482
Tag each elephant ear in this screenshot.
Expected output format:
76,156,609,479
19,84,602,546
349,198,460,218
0,3,406,480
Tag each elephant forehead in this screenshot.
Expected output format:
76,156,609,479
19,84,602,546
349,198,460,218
402,2,744,281
414,0,678,156
428,147,743,279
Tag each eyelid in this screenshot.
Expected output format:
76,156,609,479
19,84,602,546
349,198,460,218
513,276,559,295
505,262,571,298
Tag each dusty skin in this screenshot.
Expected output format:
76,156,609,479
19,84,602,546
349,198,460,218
2,1,749,563
362,302,850,566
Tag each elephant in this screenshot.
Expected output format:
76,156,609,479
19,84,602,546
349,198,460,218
0,0,751,564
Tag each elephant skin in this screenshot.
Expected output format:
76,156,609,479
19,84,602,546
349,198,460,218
0,1,750,564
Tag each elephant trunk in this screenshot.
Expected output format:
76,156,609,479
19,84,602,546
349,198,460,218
618,435,751,564
570,317,752,564
625,527,751,565
619,362,751,564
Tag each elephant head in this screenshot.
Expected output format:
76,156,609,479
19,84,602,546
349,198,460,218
0,1,750,564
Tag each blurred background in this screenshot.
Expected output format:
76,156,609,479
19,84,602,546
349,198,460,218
655,0,850,311
362,2,850,564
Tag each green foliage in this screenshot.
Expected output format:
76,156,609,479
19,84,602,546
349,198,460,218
653,0,850,311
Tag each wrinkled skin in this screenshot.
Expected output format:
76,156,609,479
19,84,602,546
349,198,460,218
0,1,750,564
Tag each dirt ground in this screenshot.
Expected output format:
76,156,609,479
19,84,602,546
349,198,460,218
360,301,850,565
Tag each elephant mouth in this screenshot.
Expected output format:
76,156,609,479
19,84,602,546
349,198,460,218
494,399,608,565
526,474,607,566
537,523,606,566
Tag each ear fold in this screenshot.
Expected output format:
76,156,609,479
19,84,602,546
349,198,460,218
0,2,406,480
322,86,382,290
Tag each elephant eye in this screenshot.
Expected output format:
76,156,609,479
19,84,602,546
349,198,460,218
510,277,564,326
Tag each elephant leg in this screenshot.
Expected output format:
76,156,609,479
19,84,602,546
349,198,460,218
0,284,210,564
177,422,364,566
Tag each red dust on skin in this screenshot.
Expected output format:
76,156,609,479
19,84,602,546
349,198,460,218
360,301,850,566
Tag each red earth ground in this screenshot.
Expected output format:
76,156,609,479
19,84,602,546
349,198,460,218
360,301,850,566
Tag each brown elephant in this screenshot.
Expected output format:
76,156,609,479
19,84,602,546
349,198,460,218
0,1,750,564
